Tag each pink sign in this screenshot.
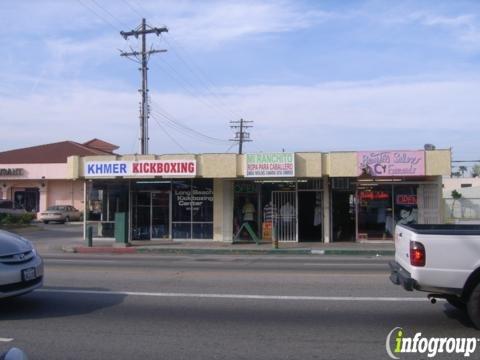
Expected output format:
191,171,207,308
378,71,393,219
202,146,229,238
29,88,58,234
357,151,425,177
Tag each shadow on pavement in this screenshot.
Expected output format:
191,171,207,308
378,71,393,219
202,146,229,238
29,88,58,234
0,287,126,320
442,303,475,329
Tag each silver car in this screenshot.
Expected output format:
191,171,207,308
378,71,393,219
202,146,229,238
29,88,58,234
0,230,43,299
39,205,83,224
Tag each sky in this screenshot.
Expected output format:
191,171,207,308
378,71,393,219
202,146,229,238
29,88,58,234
1,0,480,167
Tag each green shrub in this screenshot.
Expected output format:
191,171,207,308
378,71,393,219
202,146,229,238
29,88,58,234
0,213,34,225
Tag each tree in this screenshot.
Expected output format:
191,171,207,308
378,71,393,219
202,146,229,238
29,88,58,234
459,166,468,177
451,190,462,218
472,164,480,178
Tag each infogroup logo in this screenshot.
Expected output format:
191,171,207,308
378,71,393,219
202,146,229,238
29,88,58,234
386,327,479,359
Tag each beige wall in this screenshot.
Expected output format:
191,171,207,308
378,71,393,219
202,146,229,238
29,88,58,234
213,179,234,242
47,180,84,210
72,149,451,179
425,149,451,176
326,152,357,177
295,153,322,177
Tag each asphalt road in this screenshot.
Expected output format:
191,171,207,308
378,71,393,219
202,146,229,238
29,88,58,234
1,251,479,360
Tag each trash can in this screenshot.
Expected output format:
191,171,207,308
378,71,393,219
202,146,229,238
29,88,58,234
114,212,128,245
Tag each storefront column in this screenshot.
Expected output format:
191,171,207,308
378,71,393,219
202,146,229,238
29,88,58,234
323,177,331,243
39,183,48,213
1,185,9,200
213,179,233,242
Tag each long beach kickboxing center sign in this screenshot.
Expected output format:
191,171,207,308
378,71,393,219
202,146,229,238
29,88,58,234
84,160,196,178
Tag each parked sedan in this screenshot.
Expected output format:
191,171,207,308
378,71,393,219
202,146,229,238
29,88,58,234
0,230,43,299
39,205,82,224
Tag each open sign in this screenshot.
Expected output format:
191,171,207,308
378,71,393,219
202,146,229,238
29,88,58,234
396,194,417,205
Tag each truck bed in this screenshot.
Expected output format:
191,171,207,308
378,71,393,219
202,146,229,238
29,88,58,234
399,224,480,235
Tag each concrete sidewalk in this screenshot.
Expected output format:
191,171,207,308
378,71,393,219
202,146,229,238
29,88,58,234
64,239,395,256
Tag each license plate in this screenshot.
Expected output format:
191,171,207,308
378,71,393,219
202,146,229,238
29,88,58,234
22,267,37,282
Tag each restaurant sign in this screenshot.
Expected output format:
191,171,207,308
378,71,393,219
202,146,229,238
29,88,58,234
245,153,295,177
357,151,425,177
0,168,23,176
85,160,196,178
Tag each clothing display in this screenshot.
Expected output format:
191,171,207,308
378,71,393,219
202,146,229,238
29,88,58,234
242,200,255,222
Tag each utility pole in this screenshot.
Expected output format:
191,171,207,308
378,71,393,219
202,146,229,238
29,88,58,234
230,119,253,154
120,19,168,155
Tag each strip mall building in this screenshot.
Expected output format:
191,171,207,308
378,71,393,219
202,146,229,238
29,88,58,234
69,148,451,243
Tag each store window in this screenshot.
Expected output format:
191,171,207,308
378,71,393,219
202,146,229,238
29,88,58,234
172,179,213,239
233,181,259,240
87,181,128,237
394,185,419,226
357,186,393,240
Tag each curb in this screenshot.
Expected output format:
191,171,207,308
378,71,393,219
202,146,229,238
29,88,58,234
67,246,394,256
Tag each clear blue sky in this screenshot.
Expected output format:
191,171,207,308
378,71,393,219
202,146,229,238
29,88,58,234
1,0,479,166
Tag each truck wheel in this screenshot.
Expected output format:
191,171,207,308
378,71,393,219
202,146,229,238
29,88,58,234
467,282,480,329
447,296,466,310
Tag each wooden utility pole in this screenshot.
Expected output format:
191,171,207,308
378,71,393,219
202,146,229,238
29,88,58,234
120,19,168,154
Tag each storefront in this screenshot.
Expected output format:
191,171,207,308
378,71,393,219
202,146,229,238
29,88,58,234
0,139,119,215
73,148,450,243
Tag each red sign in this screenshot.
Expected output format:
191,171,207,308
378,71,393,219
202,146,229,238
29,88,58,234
359,191,390,201
396,194,417,205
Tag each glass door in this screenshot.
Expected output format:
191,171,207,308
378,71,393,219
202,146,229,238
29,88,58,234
132,191,170,240
151,192,170,239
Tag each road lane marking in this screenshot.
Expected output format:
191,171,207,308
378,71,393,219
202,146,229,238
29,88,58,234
302,263,387,266
38,288,430,302
0,338,13,342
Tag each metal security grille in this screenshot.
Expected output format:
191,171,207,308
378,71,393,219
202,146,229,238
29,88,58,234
272,191,297,242
418,184,440,224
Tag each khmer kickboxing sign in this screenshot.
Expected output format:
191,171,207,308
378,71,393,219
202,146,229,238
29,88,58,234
357,151,425,177
245,153,295,177
85,160,196,178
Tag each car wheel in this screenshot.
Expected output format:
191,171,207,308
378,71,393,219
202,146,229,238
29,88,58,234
43,221,49,224
467,282,480,329
447,296,466,310
65,216,70,222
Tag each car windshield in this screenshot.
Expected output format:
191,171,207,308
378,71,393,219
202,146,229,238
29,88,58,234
47,206,65,211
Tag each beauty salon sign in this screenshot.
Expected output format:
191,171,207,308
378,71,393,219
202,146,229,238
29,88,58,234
357,151,425,177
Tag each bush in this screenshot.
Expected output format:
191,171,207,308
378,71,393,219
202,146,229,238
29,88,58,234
0,213,35,225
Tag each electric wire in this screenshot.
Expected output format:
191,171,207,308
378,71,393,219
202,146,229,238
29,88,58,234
161,34,244,121
150,110,229,146
89,0,130,29
121,0,144,19
149,100,230,143
75,1,245,151
76,0,120,32
151,116,189,153
154,57,238,123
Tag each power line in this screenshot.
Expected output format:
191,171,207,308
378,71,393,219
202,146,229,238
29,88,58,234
121,0,144,19
120,18,168,155
151,116,189,153
76,0,120,32
150,110,229,146
161,34,243,121
149,100,230,143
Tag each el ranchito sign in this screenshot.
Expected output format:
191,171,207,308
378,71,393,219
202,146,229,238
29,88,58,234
245,153,295,177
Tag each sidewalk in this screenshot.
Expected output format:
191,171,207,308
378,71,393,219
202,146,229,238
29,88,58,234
65,239,395,257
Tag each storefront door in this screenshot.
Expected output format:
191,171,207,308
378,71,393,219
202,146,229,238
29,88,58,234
132,191,170,240
272,191,297,242
151,192,170,239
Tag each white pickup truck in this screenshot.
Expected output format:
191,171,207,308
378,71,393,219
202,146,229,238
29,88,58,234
389,224,480,328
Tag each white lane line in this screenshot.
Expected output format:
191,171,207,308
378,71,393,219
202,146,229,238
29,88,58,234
37,289,429,302
0,338,13,342
302,263,386,266
45,259,119,264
